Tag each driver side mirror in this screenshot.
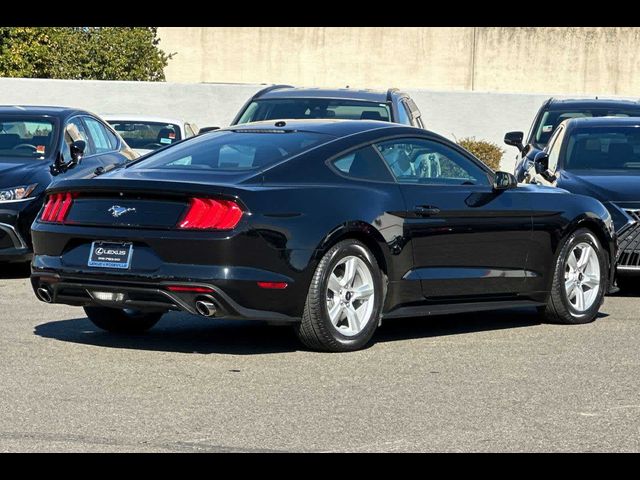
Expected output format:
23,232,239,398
533,150,556,183
504,131,524,152
493,171,518,190
533,151,549,174
69,140,86,166
50,140,86,176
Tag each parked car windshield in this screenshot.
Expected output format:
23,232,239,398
236,99,391,124
107,121,182,150
0,117,55,159
534,108,640,146
133,129,335,171
565,126,640,171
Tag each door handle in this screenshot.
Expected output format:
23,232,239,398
414,205,440,217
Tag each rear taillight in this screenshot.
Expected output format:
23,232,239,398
178,198,243,230
41,193,75,223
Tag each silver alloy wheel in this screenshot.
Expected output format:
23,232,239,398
564,241,601,312
325,255,375,337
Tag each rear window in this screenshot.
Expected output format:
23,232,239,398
237,99,391,124
107,121,181,150
133,130,335,171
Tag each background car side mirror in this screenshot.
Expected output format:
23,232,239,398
493,171,518,190
50,140,86,176
504,131,524,152
533,151,549,174
69,140,86,167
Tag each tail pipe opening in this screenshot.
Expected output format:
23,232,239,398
194,297,217,317
36,287,53,303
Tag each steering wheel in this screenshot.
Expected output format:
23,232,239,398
142,143,164,150
13,143,38,152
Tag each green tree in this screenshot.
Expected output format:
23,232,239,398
0,27,172,81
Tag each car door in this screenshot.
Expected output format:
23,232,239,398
375,136,534,300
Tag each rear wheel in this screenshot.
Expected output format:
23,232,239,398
295,239,384,352
540,228,607,325
84,306,162,333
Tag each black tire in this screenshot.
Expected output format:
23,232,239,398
84,306,162,333
540,228,607,325
295,239,384,352
616,275,640,293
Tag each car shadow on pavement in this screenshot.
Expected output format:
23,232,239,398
34,307,550,355
0,262,31,279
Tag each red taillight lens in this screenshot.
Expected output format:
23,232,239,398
178,198,243,230
41,193,75,223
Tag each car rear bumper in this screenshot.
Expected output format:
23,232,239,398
30,269,301,323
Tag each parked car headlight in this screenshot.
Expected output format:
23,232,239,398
0,184,37,202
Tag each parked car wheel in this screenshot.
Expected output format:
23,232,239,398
296,240,384,352
540,228,607,325
84,306,162,333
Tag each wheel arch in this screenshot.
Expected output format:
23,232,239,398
312,221,392,278
549,215,615,293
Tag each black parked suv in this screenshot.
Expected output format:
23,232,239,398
231,85,425,128
504,98,640,182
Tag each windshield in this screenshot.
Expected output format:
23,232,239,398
565,126,640,171
236,99,391,124
133,129,335,171
107,121,181,150
0,117,55,159
534,108,640,146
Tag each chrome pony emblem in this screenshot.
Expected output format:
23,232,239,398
108,205,136,218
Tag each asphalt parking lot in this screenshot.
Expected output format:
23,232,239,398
1,263,639,452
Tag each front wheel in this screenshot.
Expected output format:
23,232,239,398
540,228,607,325
84,306,163,333
295,239,384,352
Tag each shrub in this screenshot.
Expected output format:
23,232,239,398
456,137,504,171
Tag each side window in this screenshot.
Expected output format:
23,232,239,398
331,146,394,182
546,126,565,172
83,117,117,154
375,138,490,186
396,100,411,125
184,124,194,138
61,117,94,162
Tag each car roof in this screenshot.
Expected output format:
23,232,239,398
226,118,413,137
101,114,186,125
547,97,640,110
0,105,90,118
256,86,403,103
565,116,640,128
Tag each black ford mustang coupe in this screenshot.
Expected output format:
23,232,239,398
30,120,615,352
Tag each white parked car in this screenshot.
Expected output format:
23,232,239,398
102,115,199,156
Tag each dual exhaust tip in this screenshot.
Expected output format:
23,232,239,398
36,287,53,303
37,286,217,317
194,297,217,317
